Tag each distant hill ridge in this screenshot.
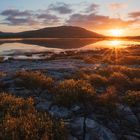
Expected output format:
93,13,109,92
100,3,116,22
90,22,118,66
0,26,103,38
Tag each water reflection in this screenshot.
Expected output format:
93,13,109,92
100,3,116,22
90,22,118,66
110,40,121,47
0,38,140,59
83,39,140,50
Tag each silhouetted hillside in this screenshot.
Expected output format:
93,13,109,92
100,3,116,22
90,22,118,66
0,26,103,38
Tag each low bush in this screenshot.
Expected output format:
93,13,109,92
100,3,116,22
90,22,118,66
98,86,118,116
0,57,4,63
0,93,67,140
113,66,140,79
123,90,140,106
108,72,130,90
97,66,140,79
131,78,140,90
54,79,96,107
87,74,107,88
120,56,140,65
0,72,6,78
15,71,54,96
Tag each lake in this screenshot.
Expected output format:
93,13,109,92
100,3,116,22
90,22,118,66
0,38,140,60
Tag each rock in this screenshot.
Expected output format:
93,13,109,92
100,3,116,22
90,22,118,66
36,101,52,111
96,87,105,94
86,118,116,140
71,105,81,112
118,105,139,125
49,105,72,119
70,117,84,138
68,135,78,140
71,105,82,114
70,117,117,140
123,135,140,140
40,93,53,100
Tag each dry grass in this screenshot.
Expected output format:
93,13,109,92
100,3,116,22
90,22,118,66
15,71,54,96
87,74,107,88
97,86,119,117
0,93,67,140
54,79,96,107
123,90,140,106
108,72,130,90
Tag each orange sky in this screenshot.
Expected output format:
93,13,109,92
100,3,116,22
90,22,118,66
0,0,140,36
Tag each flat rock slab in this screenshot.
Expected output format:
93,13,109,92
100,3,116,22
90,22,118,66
0,59,101,73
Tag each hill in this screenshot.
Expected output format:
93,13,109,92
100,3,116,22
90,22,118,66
0,26,103,38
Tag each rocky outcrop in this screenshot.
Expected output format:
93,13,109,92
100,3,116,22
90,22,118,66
70,117,117,140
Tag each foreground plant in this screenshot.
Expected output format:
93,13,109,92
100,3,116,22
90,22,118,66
55,79,96,108
15,71,54,96
123,90,140,106
0,93,67,140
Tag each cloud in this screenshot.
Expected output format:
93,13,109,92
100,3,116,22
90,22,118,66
4,16,36,25
1,9,31,17
128,11,140,18
48,2,73,14
0,9,36,25
85,3,99,13
37,13,60,25
0,9,60,26
66,13,134,30
37,13,59,21
108,3,127,10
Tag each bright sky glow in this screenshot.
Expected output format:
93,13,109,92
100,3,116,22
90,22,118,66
0,0,140,36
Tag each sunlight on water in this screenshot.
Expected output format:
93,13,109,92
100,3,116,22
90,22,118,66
83,39,140,50
108,40,127,48
110,40,121,46
0,39,140,60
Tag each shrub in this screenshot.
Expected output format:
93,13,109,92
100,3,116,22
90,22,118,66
0,93,68,140
55,79,96,107
120,56,140,65
0,93,34,117
114,66,140,79
83,56,97,64
108,72,130,90
88,74,107,88
123,91,140,106
0,57,4,63
97,66,140,79
15,71,54,96
131,78,140,90
0,72,6,78
97,68,112,77
98,86,118,116
70,70,89,80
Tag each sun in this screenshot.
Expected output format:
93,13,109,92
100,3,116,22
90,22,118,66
110,29,123,36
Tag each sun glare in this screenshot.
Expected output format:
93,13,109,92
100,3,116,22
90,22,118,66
110,29,123,36
109,40,128,49
111,40,121,46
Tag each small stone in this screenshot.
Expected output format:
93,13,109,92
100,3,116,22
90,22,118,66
36,101,52,111
49,105,72,119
